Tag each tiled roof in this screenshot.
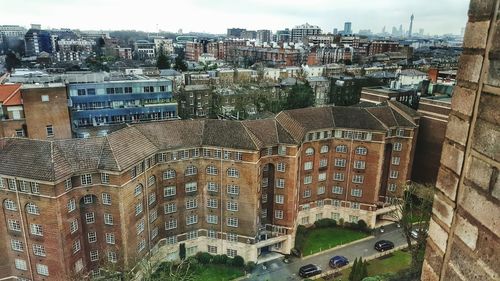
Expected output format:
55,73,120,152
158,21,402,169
0,103,418,181
0,84,22,106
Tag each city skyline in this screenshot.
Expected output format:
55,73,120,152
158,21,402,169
2,0,469,36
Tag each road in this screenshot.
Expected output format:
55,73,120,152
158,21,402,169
244,224,407,281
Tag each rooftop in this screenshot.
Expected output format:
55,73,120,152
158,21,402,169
0,84,22,106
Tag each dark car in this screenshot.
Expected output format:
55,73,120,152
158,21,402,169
329,255,349,268
374,240,395,252
298,264,322,278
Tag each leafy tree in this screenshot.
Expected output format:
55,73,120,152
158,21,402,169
5,51,20,72
179,243,186,260
173,49,188,72
151,260,195,281
349,258,359,281
284,81,315,110
349,258,368,281
156,45,170,69
232,255,245,267
389,183,434,277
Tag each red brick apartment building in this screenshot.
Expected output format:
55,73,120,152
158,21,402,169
0,101,419,280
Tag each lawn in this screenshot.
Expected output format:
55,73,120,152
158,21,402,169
302,227,369,256
192,264,244,281
331,250,412,280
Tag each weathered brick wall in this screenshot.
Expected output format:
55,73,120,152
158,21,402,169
421,1,500,280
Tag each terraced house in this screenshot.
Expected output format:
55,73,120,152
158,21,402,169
0,101,419,280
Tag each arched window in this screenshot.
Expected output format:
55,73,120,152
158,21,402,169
320,145,329,153
227,168,240,178
335,145,348,153
26,202,39,215
355,146,367,155
185,165,198,176
3,199,17,211
134,184,143,196
148,175,156,187
163,169,176,180
206,165,218,175
305,147,315,156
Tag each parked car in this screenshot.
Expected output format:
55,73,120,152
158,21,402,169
410,229,428,239
329,255,349,268
298,264,322,278
374,240,395,252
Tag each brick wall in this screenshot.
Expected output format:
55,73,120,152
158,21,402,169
421,1,500,280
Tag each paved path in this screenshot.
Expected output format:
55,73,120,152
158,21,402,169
244,224,406,281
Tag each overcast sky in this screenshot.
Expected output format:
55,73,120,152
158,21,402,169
2,0,469,35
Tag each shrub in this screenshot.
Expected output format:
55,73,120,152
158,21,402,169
338,218,345,226
226,257,234,266
357,219,368,232
314,218,337,228
245,261,257,272
179,243,186,260
196,252,213,264
294,225,309,251
213,254,228,264
233,255,245,267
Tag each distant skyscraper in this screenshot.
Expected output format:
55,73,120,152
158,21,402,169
399,25,403,37
408,14,414,38
333,28,338,35
256,30,272,43
344,22,352,35
419,28,424,36
227,28,246,38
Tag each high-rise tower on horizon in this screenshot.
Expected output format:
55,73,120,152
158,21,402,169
408,14,414,38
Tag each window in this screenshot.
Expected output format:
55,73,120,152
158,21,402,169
227,217,238,227
227,233,238,242
102,193,111,205
275,210,284,219
334,172,344,181
332,186,344,194
186,245,198,256
354,160,366,169
275,194,284,204
317,199,325,207
7,178,16,190
65,179,72,191
262,194,268,203
8,219,21,231
185,165,198,176
301,216,310,225
317,186,326,195
83,194,93,204
46,125,54,137
150,208,158,222
81,174,92,185
165,202,177,214
18,180,28,192
235,152,243,161
396,129,405,137
26,202,40,215
74,259,84,273
36,264,49,276
394,142,402,151
227,168,240,178
185,182,197,193
227,184,240,195
167,236,177,245
207,214,218,224
318,172,327,182
134,184,142,196
392,156,400,165
319,158,328,168
266,147,273,156
11,239,24,251
15,259,27,271
137,239,146,253
303,189,311,198
334,158,346,167
207,198,218,208
164,186,176,197
208,230,217,239
351,189,363,197
186,198,197,209
351,202,360,210
304,161,313,170
192,148,200,158
151,227,159,239
163,169,176,179
261,209,267,218
186,214,198,225
390,170,399,179
30,224,43,236
316,213,323,220
101,173,109,184
15,129,24,137
108,251,117,263
31,182,39,194
106,233,115,244
388,184,397,192
349,215,359,222
208,245,217,254
331,212,340,220
85,212,95,224
214,149,222,158
227,201,238,211
276,162,286,172
135,203,143,215
227,249,237,258
206,165,218,175
276,178,285,188
4,199,16,211
187,230,198,240
352,175,364,184
90,250,99,261
70,219,78,233
104,213,113,225
224,151,231,160
304,175,312,184
148,192,156,205
207,182,219,192
355,146,367,155
148,175,156,187
72,240,81,253
320,145,329,153
305,147,314,156
88,232,97,243
261,178,268,187
336,145,348,153
137,219,145,234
